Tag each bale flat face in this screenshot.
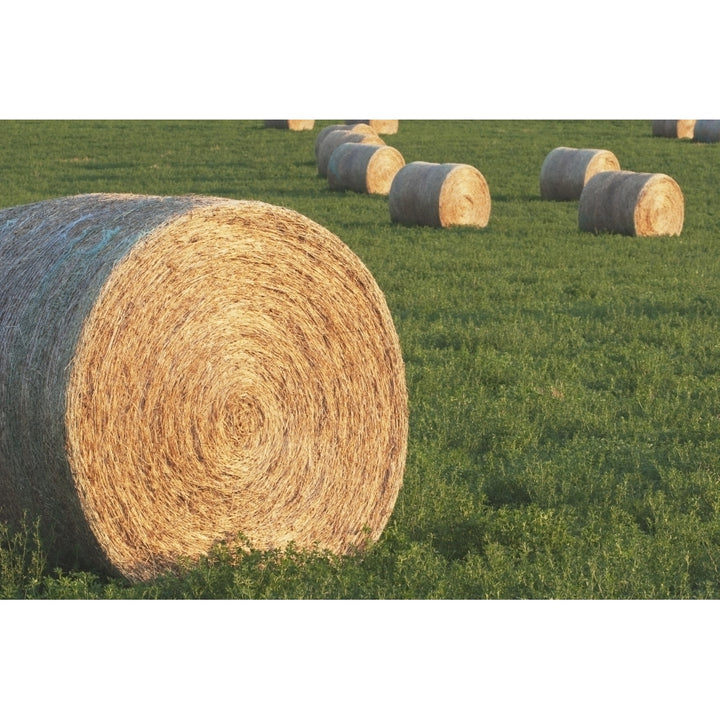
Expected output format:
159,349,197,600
693,120,720,143
264,120,315,131
327,142,405,195
539,147,621,200
389,162,491,228
651,120,696,139
0,194,408,582
578,171,684,237
316,130,385,178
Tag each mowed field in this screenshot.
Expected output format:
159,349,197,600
1,119,720,598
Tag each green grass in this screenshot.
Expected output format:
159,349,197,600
1,119,720,598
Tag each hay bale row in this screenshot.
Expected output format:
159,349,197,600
0,193,408,581
540,147,621,201
264,120,315,131
315,128,386,178
345,120,399,135
652,120,696,139
327,142,406,195
578,171,684,237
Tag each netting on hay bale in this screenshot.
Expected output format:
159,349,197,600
0,193,408,582
693,120,720,143
388,161,491,228
327,142,406,195
539,147,621,201
263,120,315,131
578,171,684,237
651,120,696,139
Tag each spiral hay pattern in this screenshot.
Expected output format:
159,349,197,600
0,193,408,581
539,147,621,201
327,142,406,195
388,161,491,228
578,171,684,237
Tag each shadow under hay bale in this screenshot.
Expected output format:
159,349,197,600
388,161,491,228
0,193,408,582
578,171,684,237
693,120,720,143
651,120,696,139
263,120,315,131
327,142,406,195
539,146,621,201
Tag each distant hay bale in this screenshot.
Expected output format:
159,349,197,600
345,120,399,135
263,120,315,131
578,171,684,237
539,147,621,200
651,120,696,139
327,142,406,195
0,193,408,582
693,120,720,143
314,124,378,166
316,129,386,178
388,161,491,228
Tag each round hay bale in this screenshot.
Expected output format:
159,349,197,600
327,142,406,195
345,120,399,135
578,171,684,237
693,120,720,143
316,129,386,178
264,120,315,131
314,124,378,166
0,193,408,582
651,120,696,139
539,147,621,201
388,161,491,228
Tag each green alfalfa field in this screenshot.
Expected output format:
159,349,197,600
1,119,720,599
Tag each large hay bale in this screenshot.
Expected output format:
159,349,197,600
345,120,399,135
0,193,408,582
693,120,720,143
578,171,684,237
327,142,406,195
539,146,621,201
388,161,491,228
263,120,315,131
316,129,385,178
651,120,696,139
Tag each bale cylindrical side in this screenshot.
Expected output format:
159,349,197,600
388,162,491,228
264,120,315,131
327,143,406,195
0,193,408,582
345,120,399,135
539,147,621,200
651,120,696,139
316,129,385,178
578,171,684,237
693,120,720,143
314,124,378,165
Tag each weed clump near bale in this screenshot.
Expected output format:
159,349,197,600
345,120,399,135
578,171,684,237
651,120,696,139
327,143,406,195
316,129,385,178
693,120,720,143
263,120,315,131
388,161,491,228
539,147,621,201
0,193,408,582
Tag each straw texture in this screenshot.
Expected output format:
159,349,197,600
316,129,385,178
327,143,406,195
651,120,696,139
388,161,491,228
264,120,315,131
693,120,720,143
539,147,621,200
345,120,399,135
0,193,408,581
578,171,684,237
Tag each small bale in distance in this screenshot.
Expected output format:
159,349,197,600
316,129,385,178
263,120,315,131
693,120,720,143
578,171,684,237
540,146,621,201
388,161,491,228
327,142,406,195
651,120,696,139
345,120,399,135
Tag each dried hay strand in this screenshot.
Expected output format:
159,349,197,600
327,142,406,195
316,129,385,178
578,171,684,237
388,161,491,228
263,120,315,131
0,193,408,582
345,120,399,134
651,120,696,139
539,146,621,200
693,120,720,143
